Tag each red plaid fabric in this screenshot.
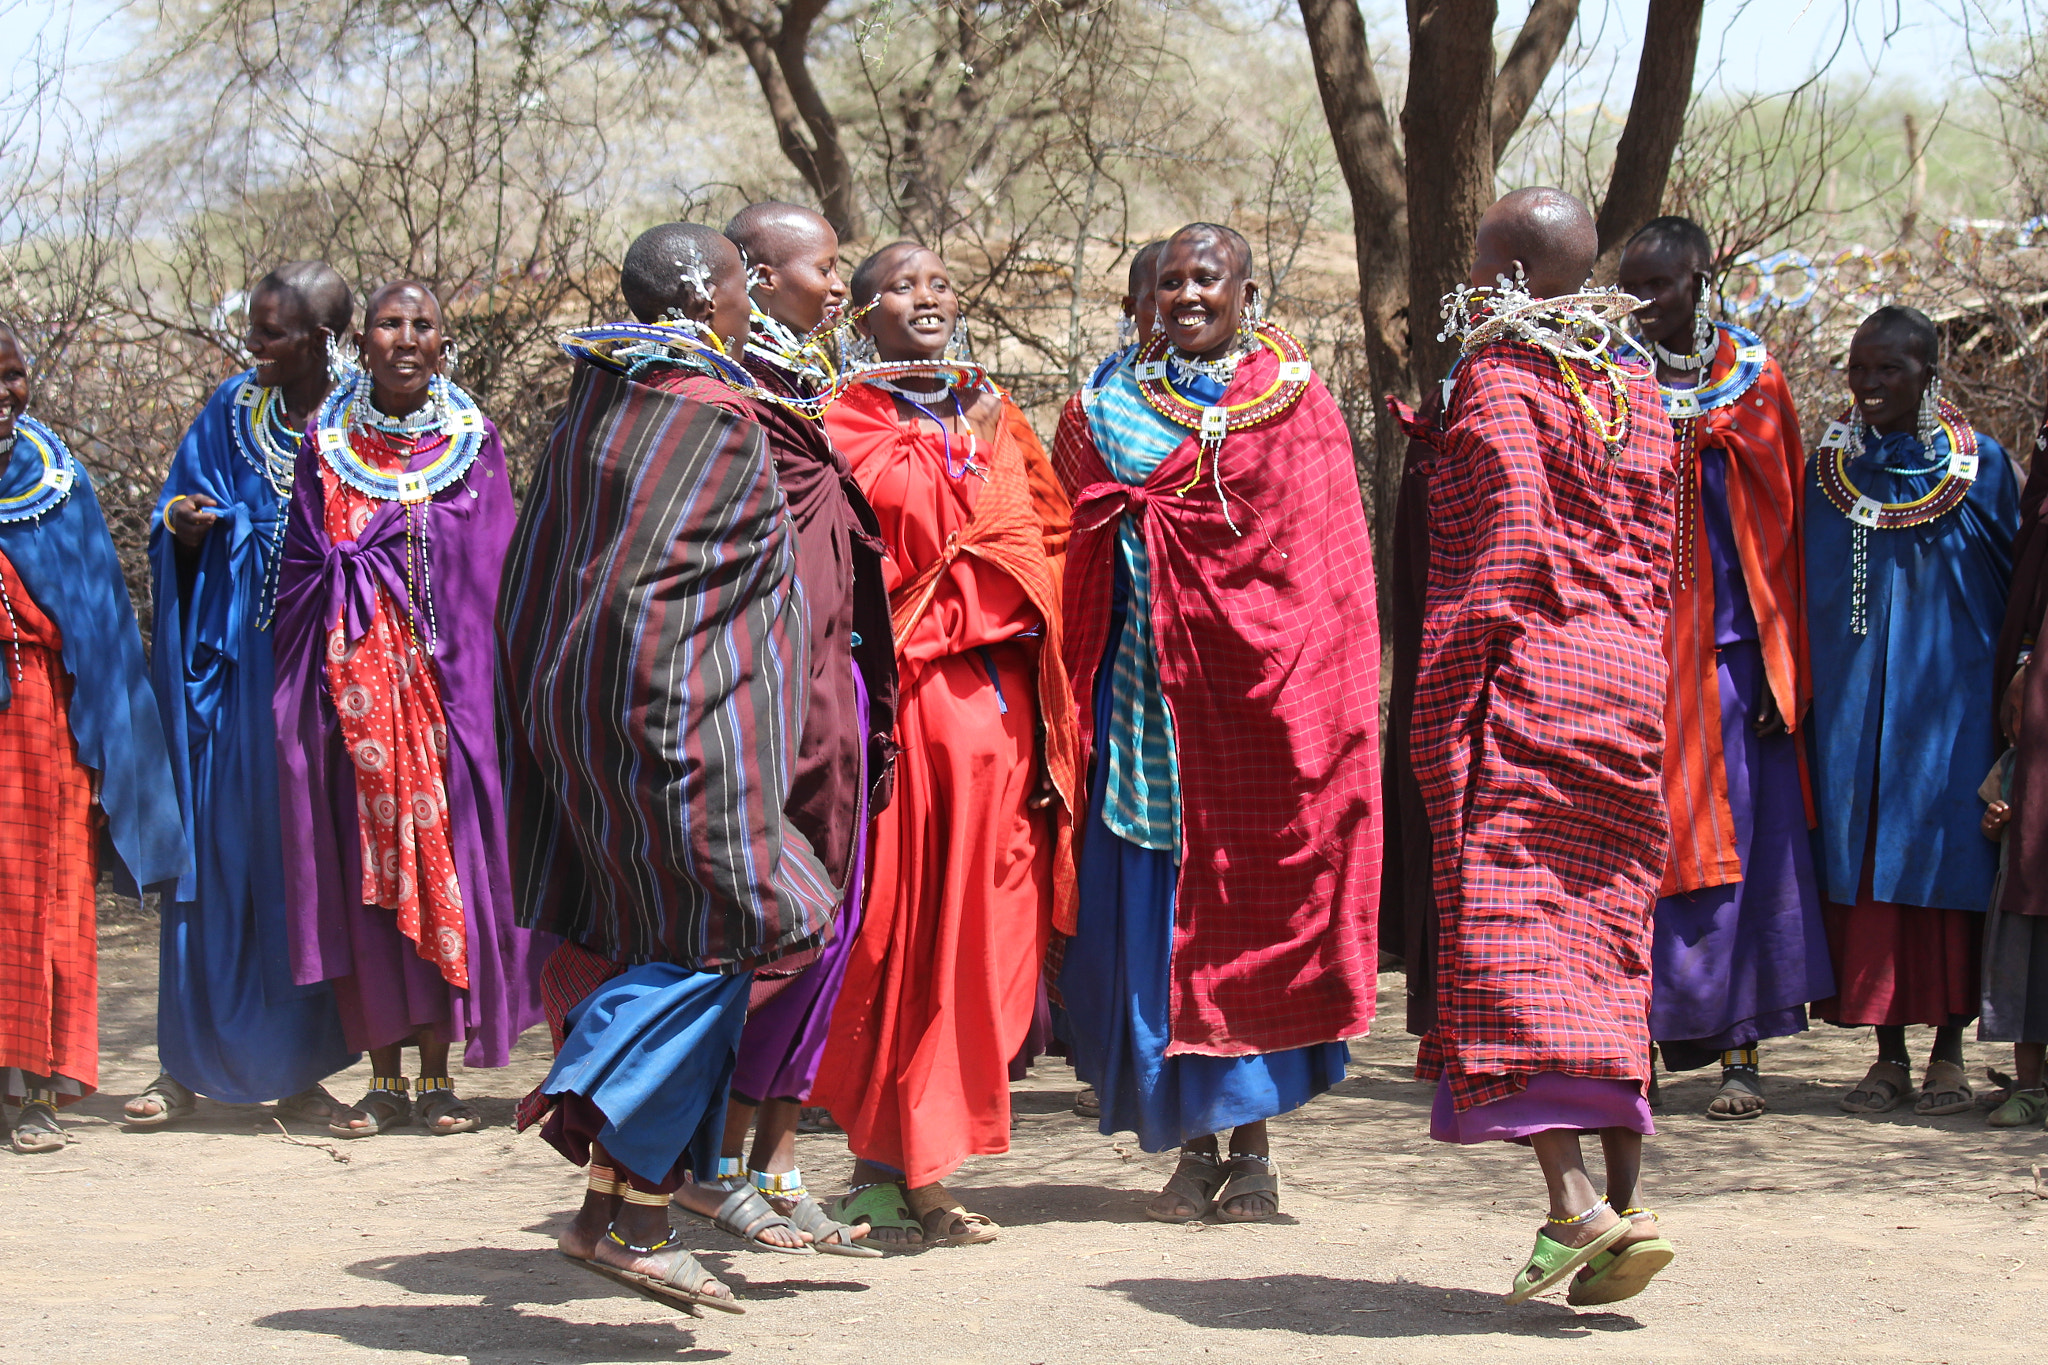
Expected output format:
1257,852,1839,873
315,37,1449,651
1402,343,1676,1110
1053,361,1382,1057
0,549,99,1101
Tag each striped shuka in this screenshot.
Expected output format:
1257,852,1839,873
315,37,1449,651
497,359,840,973
1659,333,1810,896
1404,342,1676,1112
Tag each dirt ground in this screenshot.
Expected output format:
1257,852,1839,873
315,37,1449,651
6,908,2046,1365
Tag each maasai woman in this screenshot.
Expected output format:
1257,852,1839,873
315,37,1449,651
709,202,896,1256
127,264,357,1130
1401,189,1677,1306
272,280,544,1139
0,321,187,1153
507,223,846,1310
811,241,1077,1249
1052,223,1380,1224
1808,305,2018,1118
1985,413,2048,1128
1617,218,1832,1121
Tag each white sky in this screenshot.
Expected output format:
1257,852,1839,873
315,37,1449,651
6,0,2032,130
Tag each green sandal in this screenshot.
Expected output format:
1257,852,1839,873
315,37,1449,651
1566,1208,1676,1307
829,1183,924,1253
1989,1087,2048,1129
1505,1207,1632,1305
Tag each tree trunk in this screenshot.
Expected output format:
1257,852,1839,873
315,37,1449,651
1403,0,1498,392
1591,0,1703,265
1298,0,1411,564
1491,0,1580,165
712,0,864,239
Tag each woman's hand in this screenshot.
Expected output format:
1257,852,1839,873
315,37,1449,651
1984,799,2013,838
166,493,222,549
1753,686,1789,737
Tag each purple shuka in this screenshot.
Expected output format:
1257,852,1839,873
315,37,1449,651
272,419,547,1069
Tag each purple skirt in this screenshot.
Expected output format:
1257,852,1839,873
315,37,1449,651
1430,1071,1655,1145
1651,641,1832,1066
728,667,869,1104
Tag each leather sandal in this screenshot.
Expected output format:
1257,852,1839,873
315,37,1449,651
1144,1150,1224,1224
122,1073,198,1128
699,1183,815,1254
1215,1153,1282,1223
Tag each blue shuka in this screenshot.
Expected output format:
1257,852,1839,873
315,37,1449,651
1805,421,2019,913
147,374,353,1103
0,416,185,895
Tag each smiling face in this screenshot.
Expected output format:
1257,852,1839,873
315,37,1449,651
1845,321,1933,437
245,284,329,393
750,215,847,337
0,330,26,442
1154,233,1255,361
1617,237,1705,352
359,283,446,416
860,247,959,363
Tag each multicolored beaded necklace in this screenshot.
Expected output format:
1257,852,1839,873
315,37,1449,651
1130,321,1314,532
1815,396,1978,635
847,360,998,482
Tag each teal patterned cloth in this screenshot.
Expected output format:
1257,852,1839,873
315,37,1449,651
1082,359,1224,854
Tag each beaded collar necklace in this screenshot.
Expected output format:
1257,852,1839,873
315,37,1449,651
1127,321,1314,536
844,358,995,399
1816,397,1977,635
1627,322,1768,590
1440,280,1642,458
0,414,76,691
1652,338,1707,372
313,371,485,505
0,414,75,526
744,309,838,406
230,380,304,501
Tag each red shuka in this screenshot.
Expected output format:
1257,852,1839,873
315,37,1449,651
1403,344,1676,1111
1660,336,1811,896
1052,360,1382,1057
811,384,1076,1187
0,549,99,1101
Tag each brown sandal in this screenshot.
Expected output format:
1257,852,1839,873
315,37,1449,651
1214,1153,1281,1223
1144,1150,1224,1223
1839,1060,1910,1114
904,1182,1000,1246
1914,1059,1974,1116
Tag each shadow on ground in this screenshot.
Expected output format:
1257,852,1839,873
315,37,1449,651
1097,1272,1647,1339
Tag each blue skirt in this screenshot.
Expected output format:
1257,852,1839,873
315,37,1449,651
1058,576,1346,1152
537,964,749,1186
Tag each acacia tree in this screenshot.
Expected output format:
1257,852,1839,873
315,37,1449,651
1297,0,1705,560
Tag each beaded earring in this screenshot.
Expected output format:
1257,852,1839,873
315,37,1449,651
1115,313,1135,349
442,338,461,380
326,332,356,386
1918,372,1944,448
839,329,877,368
944,320,973,364
1693,277,1715,360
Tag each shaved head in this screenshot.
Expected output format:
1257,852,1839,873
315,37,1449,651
725,201,834,271
1469,187,1599,298
363,279,442,327
1165,223,1254,281
622,222,744,323
254,260,352,338
1128,239,1167,296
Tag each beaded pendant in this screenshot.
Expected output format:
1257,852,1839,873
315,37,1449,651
230,380,304,631
1815,397,1978,635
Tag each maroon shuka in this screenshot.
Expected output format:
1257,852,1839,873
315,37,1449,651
1400,342,1676,1112
1052,353,1382,1058
1382,393,1443,1037
1995,416,2048,919
741,354,898,869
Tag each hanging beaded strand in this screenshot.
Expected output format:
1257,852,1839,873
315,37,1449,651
230,381,302,631
0,561,21,689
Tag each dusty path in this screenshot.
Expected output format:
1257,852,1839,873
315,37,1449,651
6,905,2045,1364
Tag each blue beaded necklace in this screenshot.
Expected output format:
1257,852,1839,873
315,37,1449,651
313,371,484,505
